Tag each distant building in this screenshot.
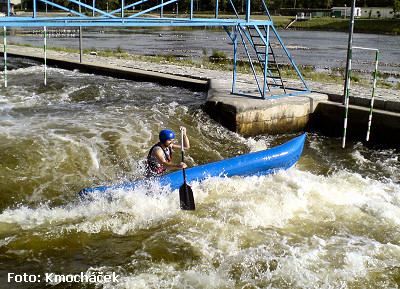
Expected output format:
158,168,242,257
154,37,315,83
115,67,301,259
331,7,362,18
361,7,396,18
296,12,312,21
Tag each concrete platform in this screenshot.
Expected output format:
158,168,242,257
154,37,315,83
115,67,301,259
204,79,328,136
2,50,208,91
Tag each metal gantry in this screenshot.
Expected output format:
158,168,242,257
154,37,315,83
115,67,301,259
0,0,310,99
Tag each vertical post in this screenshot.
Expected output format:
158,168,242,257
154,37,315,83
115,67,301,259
44,26,47,86
176,2,178,17
190,0,193,19
92,0,95,17
33,0,37,18
343,0,355,102
232,26,238,94
342,0,356,148
245,0,251,22
121,0,124,19
7,0,10,16
215,0,218,18
79,28,83,63
3,26,7,88
366,50,379,142
342,51,352,149
160,0,163,17
79,5,83,63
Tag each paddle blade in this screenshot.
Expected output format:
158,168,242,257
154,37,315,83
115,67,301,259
179,183,195,210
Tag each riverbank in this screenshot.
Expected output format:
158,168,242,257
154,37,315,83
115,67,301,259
271,16,400,35
9,43,400,92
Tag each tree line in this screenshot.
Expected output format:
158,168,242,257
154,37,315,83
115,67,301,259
23,0,398,13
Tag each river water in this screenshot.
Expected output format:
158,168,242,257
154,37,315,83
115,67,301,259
0,59,399,288
9,28,400,76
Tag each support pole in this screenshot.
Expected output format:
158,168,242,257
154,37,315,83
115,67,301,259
33,0,37,18
160,0,163,17
232,26,238,94
245,0,251,22
44,26,47,86
3,26,7,88
190,0,193,19
342,0,356,148
7,0,10,16
121,0,124,19
92,0,96,17
79,5,83,63
215,0,218,18
79,27,83,63
366,49,379,142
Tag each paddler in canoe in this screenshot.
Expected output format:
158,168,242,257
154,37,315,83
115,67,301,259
145,127,190,177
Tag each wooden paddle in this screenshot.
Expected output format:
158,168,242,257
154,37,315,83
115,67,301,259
179,128,195,210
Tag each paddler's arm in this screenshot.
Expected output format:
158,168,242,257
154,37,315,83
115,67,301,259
153,147,187,169
172,126,190,150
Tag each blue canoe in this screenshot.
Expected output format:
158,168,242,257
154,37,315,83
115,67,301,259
79,133,306,196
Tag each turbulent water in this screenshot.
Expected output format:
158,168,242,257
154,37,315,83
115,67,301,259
0,59,399,289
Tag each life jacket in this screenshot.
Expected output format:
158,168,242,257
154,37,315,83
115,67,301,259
146,142,172,176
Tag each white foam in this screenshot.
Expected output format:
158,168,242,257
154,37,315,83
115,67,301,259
0,183,179,235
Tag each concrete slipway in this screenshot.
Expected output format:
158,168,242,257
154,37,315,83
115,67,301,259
2,46,399,147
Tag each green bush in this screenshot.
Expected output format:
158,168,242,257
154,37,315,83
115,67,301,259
350,74,360,83
115,46,124,54
209,49,227,62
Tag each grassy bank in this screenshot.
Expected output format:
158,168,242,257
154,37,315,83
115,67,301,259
120,14,400,35
279,17,400,35
10,43,400,91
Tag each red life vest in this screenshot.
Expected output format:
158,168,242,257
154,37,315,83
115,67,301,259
146,142,172,176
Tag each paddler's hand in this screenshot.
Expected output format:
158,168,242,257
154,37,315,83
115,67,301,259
177,162,187,169
180,126,187,135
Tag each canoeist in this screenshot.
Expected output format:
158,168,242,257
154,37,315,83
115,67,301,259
145,127,190,177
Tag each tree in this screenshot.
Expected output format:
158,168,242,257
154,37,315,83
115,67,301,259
325,0,333,8
394,0,400,16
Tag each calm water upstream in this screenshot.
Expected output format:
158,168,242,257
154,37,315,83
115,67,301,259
9,28,400,75
0,59,399,288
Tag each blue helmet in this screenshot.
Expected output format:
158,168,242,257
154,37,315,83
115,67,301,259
159,129,175,143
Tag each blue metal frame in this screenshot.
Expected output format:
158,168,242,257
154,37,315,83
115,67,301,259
0,0,309,100
238,25,262,96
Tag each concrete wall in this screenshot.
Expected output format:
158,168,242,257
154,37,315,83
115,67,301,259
204,80,328,137
2,51,208,92
308,101,400,147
